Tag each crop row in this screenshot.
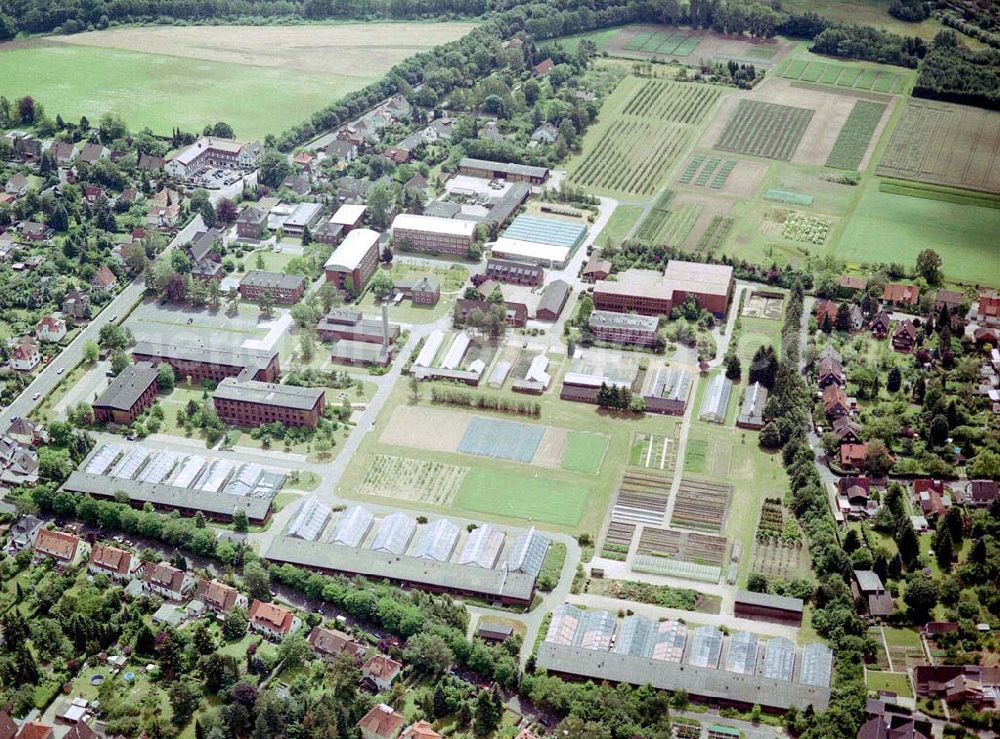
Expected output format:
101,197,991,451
716,100,813,161
826,100,886,170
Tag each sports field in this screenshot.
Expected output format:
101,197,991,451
0,23,473,138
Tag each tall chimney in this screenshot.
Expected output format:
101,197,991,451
382,304,390,350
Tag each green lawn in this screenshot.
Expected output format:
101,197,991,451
455,468,590,526
596,204,645,248
0,43,378,139
866,669,913,697
837,179,1000,286
882,627,922,648
560,431,610,474
684,438,708,473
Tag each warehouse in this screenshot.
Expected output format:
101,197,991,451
457,157,549,185
491,215,587,269
733,590,805,626
392,214,476,257
593,261,734,318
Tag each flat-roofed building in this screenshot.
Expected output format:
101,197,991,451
594,261,734,318
92,361,159,425
491,214,587,269
282,202,324,237
457,157,549,185
238,271,306,304
733,589,804,626
331,339,392,367
589,310,659,347
213,377,326,429
392,214,476,257
324,228,380,293
330,203,366,232
132,341,280,384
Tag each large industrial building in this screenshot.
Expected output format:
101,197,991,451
490,214,587,269
391,214,477,257
537,606,832,712
212,378,326,429
324,228,381,294
132,341,280,384
593,261,735,318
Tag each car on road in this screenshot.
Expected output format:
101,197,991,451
187,317,193,324
108,314,118,322
31,392,41,400
57,367,65,375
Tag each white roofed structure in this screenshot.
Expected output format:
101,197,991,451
371,513,416,555
412,518,459,561
392,213,476,238
441,332,471,370
136,451,178,484
324,228,380,273
287,499,332,541
171,455,207,488
687,626,724,668
506,527,549,576
330,505,374,548
414,330,444,368
86,444,121,475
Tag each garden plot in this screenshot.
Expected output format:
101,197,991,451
779,58,906,94
633,527,728,582
380,406,470,453
561,431,610,474
742,291,784,320
703,79,865,166
620,470,672,496
825,99,888,171
458,417,546,464
749,498,810,580
359,455,469,506
608,25,793,67
602,520,636,560
676,153,769,198
671,193,735,253
876,99,1000,194
611,489,669,526
671,479,732,532
629,431,678,473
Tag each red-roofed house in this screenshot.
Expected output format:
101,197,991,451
15,723,54,739
977,293,1000,327
91,265,117,290
362,654,403,691
358,704,405,739
10,338,40,372
913,479,952,518
822,384,851,420
249,599,301,639
34,529,89,566
0,710,17,739
401,721,442,739
533,58,555,77
815,300,839,328
195,578,247,614
36,314,67,343
143,562,194,601
308,625,367,661
883,283,920,307
967,479,998,508
840,443,868,470
89,543,138,581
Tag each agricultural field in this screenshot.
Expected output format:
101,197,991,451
628,431,679,472
0,23,474,138
779,58,908,94
675,153,769,197
358,455,468,505
838,178,1000,286
677,154,738,189
876,99,1000,194
749,498,811,581
570,76,727,197
454,469,589,527
715,100,814,161
781,212,832,245
825,100,888,170
670,479,731,533
605,25,794,67
596,204,644,248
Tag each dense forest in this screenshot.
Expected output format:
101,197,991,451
913,30,1000,109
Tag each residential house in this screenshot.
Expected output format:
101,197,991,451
34,529,89,566
79,143,110,164
852,570,894,617
49,141,78,166
8,515,43,552
118,188,140,206
138,154,165,171
10,338,40,372
400,722,442,739
7,416,47,446
147,203,181,228
62,290,91,320
91,264,117,290
817,353,845,387
5,174,28,197
308,625,367,661
36,314,66,343
837,478,880,520
870,310,891,340
394,276,441,306
384,147,410,165
89,543,138,581
839,443,868,471
249,599,301,639
839,275,866,293
143,562,194,601
883,283,919,308
847,304,865,332
892,320,917,353
84,185,103,202
186,229,224,280
815,299,838,329
0,435,38,488
533,58,555,76
913,479,952,519
195,579,247,614
326,139,357,163
531,122,559,144
833,416,864,444
362,654,403,692
582,253,612,283
21,221,50,241
0,710,15,739
403,173,429,197
966,479,998,508
913,665,1000,709
279,174,311,196
822,384,851,420
934,289,964,314
358,704,405,739
236,206,268,240
14,723,54,739
976,292,1000,327
64,723,98,739
857,698,931,739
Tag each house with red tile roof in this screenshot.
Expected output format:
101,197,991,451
143,562,194,601
840,443,868,471
0,710,17,739
34,529,89,566
90,264,117,290
36,314,66,343
400,720,442,739
362,654,403,691
195,578,247,614
308,625,368,661
883,283,920,307
10,338,40,372
358,704,405,739
977,293,1000,327
89,543,138,581
822,384,851,420
532,58,554,77
249,599,301,639
14,723,54,739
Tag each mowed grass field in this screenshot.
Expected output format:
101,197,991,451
0,23,473,138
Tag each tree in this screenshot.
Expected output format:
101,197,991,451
904,577,938,621
257,150,291,188
243,560,270,601
155,362,175,393
370,269,394,298
216,198,238,225
747,573,769,592
18,95,35,124
257,293,275,319
895,517,920,568
944,506,964,544
169,678,202,725
968,450,1000,480
83,340,99,363
110,350,130,376
887,367,901,392
915,249,942,285
935,525,953,570
759,422,782,449
222,607,249,640
233,509,249,533
277,632,311,670
403,632,454,676
366,181,396,228
865,439,894,476
474,686,503,737
724,352,741,381
748,345,778,389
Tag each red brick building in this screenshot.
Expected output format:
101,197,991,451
324,228,380,294
238,270,306,304
213,378,326,429
92,361,160,425
236,206,268,240
485,258,543,286
317,309,399,344
593,261,734,318
132,342,280,384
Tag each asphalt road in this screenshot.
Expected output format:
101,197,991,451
1,216,206,426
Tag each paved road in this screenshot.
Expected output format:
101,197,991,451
1,216,206,426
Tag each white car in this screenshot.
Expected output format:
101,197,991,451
57,367,65,375
31,392,41,400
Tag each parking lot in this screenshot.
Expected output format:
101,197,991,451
186,164,246,189
123,299,286,348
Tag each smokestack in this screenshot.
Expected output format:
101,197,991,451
382,304,390,350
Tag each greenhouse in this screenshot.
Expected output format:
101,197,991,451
371,512,417,555
329,505,374,548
